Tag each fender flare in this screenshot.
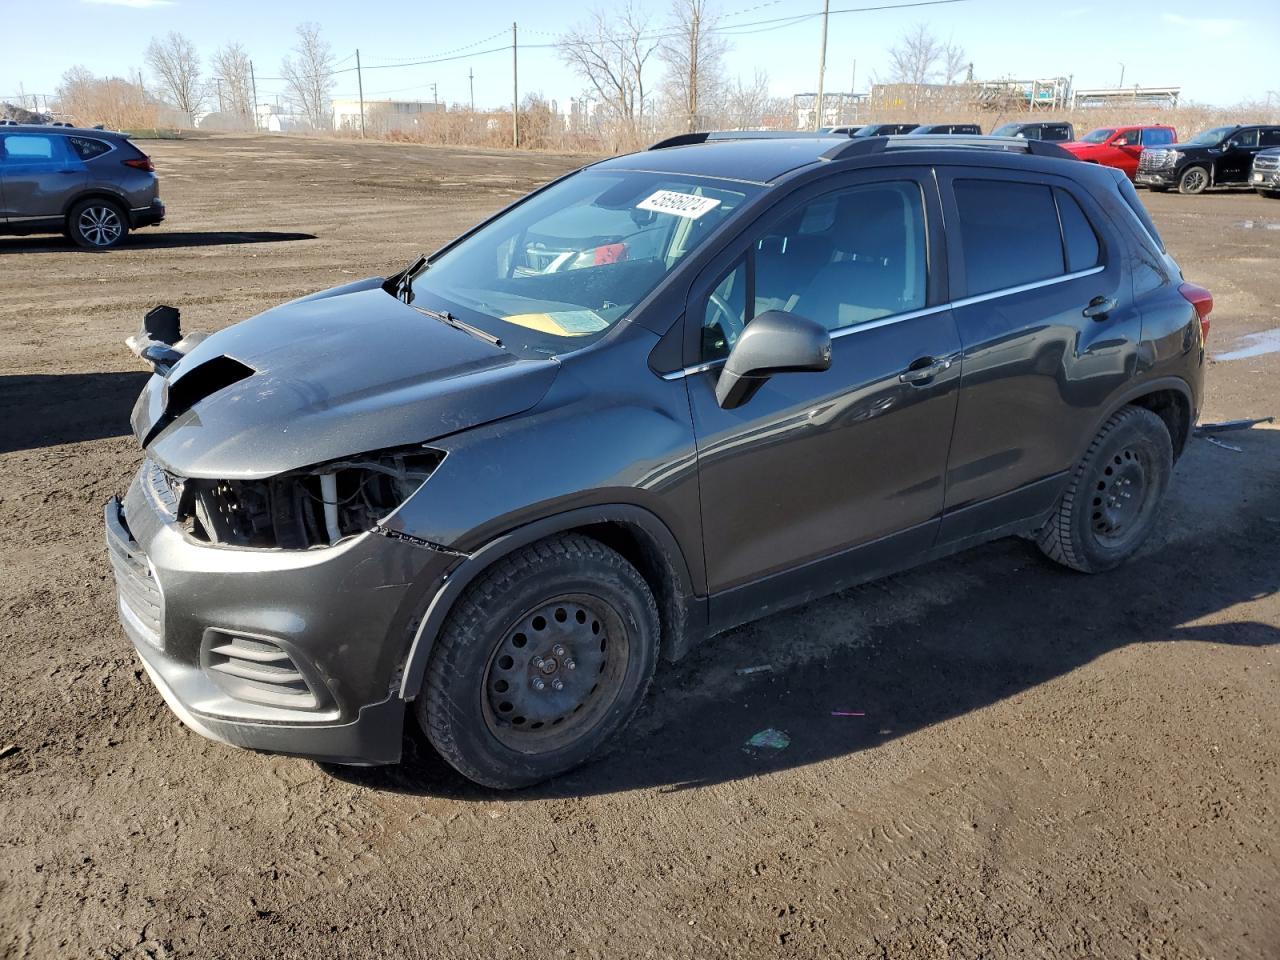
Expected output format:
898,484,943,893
62,187,131,219
397,503,700,700
1073,375,1195,464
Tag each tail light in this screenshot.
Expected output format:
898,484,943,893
123,155,155,172
1179,282,1213,342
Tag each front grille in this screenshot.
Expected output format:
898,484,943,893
202,631,322,710
1138,149,1174,173
1255,154,1280,173
106,502,163,649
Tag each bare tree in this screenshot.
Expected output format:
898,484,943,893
558,3,661,150
660,0,728,133
211,42,254,127
723,69,785,129
281,23,336,130
942,40,969,85
145,31,204,123
886,24,944,87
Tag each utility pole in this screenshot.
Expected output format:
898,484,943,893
512,22,519,148
688,4,700,132
250,61,260,132
356,49,366,139
1118,62,1125,90
430,82,438,105
469,68,475,112
814,0,830,130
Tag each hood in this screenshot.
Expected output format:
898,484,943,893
133,278,559,479
1062,141,1107,156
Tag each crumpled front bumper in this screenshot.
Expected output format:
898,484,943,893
104,462,458,765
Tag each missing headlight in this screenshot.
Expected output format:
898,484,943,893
174,448,445,549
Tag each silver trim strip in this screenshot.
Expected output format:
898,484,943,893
660,265,1107,381
949,265,1104,310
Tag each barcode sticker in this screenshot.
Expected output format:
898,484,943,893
637,190,722,219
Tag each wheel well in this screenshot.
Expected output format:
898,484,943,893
62,191,127,221
1128,389,1191,459
572,521,693,663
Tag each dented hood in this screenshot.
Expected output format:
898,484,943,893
133,278,559,479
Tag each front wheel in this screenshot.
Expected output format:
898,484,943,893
1177,165,1210,195
1260,189,1280,200
418,533,659,789
67,198,129,249
1037,407,1172,573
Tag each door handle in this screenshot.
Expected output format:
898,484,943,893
1082,296,1118,320
899,356,953,385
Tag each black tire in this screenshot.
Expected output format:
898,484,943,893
1177,165,1210,196
418,533,659,789
1260,190,1280,200
1037,407,1173,574
1148,185,1170,193
67,198,129,249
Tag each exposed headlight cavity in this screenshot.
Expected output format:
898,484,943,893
170,448,444,549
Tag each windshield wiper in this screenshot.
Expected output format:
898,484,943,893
393,255,428,303
415,306,503,347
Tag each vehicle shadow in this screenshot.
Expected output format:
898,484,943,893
0,371,149,453
328,437,1280,801
0,231,315,254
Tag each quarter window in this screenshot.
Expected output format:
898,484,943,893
1055,188,1100,272
700,182,928,361
1259,129,1280,147
69,136,111,160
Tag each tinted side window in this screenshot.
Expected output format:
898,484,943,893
1055,189,1100,272
954,180,1064,295
1043,125,1070,142
701,182,928,360
1232,129,1259,148
69,136,111,160
1143,128,1174,146
1260,129,1280,147
1,134,56,161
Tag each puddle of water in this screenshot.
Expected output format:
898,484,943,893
1237,220,1280,231
1214,327,1280,362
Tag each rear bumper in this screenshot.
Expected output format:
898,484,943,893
130,199,165,228
104,463,457,765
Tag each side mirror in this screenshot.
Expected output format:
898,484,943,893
715,310,832,409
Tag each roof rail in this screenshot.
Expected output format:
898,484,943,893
649,129,828,150
821,134,1074,162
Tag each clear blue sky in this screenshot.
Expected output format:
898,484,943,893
1,0,1276,110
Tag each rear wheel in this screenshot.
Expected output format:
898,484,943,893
1177,165,1210,195
1036,407,1172,573
67,198,128,249
418,533,659,789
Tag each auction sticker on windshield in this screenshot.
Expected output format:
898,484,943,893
637,190,722,219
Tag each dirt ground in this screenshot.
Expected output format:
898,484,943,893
1,135,1277,960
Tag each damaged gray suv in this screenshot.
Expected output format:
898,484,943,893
108,133,1210,788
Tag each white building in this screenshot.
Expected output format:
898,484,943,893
332,98,444,134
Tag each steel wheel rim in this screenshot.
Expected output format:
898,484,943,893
79,206,122,246
482,593,630,754
1182,169,1206,193
1090,446,1150,546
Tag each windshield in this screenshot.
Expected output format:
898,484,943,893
1080,128,1116,144
1188,125,1235,145
408,169,754,353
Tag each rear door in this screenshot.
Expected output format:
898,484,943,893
0,132,82,222
936,170,1139,538
683,169,962,613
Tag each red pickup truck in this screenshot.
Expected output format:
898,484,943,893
1062,125,1177,180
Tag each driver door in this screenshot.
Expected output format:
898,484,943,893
1218,128,1260,183
682,171,963,624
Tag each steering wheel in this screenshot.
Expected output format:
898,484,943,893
706,292,745,346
